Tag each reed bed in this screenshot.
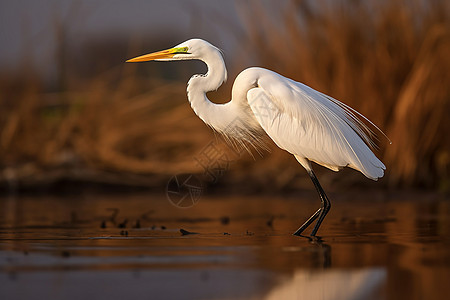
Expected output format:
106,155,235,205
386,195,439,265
234,0,450,189
0,0,449,191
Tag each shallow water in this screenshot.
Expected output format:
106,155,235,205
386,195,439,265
1,191,449,300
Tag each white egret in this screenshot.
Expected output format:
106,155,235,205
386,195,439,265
126,39,388,236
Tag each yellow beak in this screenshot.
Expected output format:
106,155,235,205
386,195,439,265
126,46,189,63
126,49,174,62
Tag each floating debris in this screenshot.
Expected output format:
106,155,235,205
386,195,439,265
180,229,198,236
118,219,128,228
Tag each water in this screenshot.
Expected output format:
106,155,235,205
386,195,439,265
1,191,449,300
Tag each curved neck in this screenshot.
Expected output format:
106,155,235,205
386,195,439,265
186,51,237,132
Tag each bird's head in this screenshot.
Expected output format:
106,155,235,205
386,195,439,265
126,38,221,63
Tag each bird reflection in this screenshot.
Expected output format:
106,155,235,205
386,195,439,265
263,236,386,299
265,236,385,300
300,235,332,269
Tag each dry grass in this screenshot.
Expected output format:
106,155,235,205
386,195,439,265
0,0,449,191
0,71,211,187
234,0,450,189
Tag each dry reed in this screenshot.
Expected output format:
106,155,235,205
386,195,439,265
0,0,449,191
234,0,450,189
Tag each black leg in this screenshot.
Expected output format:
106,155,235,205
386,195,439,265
309,170,331,236
293,208,321,236
293,169,331,236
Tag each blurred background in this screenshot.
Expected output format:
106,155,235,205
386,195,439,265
1,0,449,194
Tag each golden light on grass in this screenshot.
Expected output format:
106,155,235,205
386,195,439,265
235,0,450,188
0,0,449,190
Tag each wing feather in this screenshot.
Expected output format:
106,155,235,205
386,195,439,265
246,69,385,180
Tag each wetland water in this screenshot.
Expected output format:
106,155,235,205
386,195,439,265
0,191,449,299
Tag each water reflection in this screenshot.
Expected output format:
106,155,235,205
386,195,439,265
265,268,386,300
0,193,449,300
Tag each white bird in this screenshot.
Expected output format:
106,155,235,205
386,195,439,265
126,38,388,236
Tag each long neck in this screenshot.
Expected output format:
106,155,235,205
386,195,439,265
186,51,237,133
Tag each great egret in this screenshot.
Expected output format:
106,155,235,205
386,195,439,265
126,39,387,236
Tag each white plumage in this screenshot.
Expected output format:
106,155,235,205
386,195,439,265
126,38,387,236
244,67,385,180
